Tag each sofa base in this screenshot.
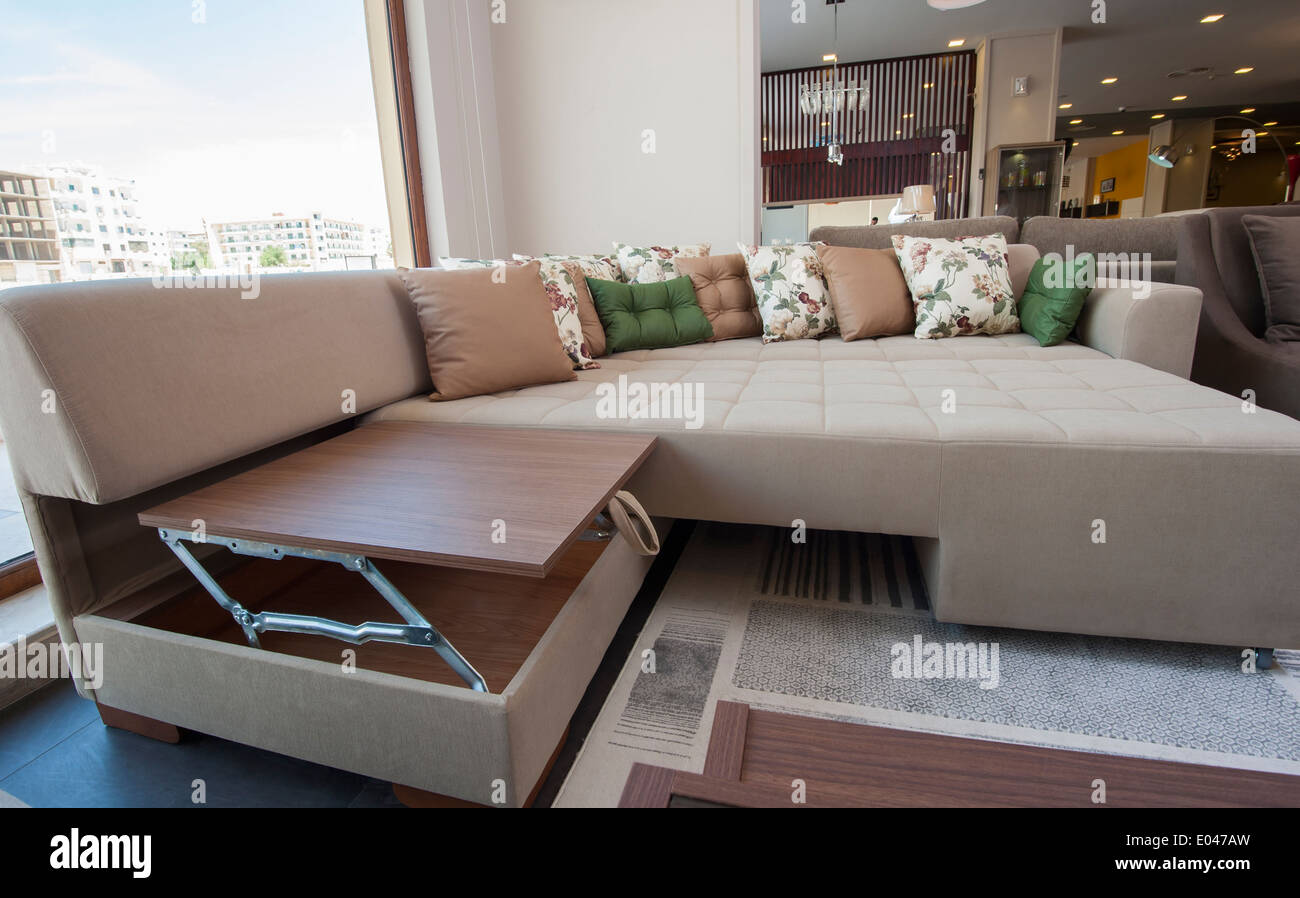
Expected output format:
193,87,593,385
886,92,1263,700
97,702,182,744
74,526,659,807
391,726,567,808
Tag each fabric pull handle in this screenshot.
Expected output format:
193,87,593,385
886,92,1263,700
607,490,659,555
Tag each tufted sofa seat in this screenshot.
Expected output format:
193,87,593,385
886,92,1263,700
370,333,1300,647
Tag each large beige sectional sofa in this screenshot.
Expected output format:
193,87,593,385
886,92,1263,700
1,231,1298,801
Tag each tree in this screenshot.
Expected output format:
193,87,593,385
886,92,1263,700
259,245,288,268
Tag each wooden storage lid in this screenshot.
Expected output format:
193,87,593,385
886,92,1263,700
140,421,656,578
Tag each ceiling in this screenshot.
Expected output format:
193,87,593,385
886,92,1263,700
761,0,1300,121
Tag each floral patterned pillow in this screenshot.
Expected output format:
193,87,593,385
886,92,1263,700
436,256,598,368
513,253,621,282
890,234,1020,339
737,242,837,342
612,243,710,284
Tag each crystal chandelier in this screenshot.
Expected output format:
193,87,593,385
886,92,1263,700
799,1,865,165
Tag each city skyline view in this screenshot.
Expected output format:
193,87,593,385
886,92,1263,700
0,0,390,235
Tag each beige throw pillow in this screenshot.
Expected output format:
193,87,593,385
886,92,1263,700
674,254,761,341
399,261,576,401
815,245,915,341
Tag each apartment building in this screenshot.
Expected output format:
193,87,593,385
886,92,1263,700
0,171,61,287
208,212,371,272
41,164,170,278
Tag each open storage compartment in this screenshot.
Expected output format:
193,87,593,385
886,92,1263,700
75,528,660,806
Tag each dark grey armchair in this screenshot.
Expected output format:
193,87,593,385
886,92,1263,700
1176,204,1300,420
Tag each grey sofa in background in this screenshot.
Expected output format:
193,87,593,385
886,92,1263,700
812,214,1180,283
1176,203,1300,420
1020,216,1180,284
809,215,1020,249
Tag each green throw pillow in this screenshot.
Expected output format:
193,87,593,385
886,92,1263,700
585,276,713,352
1018,253,1094,347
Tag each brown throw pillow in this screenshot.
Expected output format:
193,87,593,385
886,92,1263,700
815,245,914,341
399,260,576,401
560,260,607,357
675,253,761,341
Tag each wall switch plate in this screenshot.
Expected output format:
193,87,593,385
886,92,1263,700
1013,76,1029,97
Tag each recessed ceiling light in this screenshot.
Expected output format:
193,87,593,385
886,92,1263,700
1171,95,1188,101
1112,130,1125,135
1058,102,1073,109
1069,118,1083,124
1234,67,1254,74
895,130,903,135
1200,14,1224,24
922,82,934,89
823,54,837,62
1101,77,1118,85
1151,113,1165,119
1263,121,1278,126
1240,107,1255,114
902,113,914,118
1073,141,1080,146
820,120,830,126
948,39,965,47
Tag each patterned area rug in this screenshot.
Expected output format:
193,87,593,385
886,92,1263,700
555,522,1300,806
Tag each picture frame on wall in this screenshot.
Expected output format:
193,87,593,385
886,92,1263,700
1100,177,1116,194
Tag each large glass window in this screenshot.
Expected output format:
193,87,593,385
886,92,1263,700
0,0,411,576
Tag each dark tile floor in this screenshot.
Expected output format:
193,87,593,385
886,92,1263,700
0,681,405,808
0,521,693,808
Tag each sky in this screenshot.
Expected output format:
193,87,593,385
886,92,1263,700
0,0,390,232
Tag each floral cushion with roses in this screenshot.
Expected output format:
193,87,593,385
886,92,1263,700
737,242,837,342
890,234,1019,339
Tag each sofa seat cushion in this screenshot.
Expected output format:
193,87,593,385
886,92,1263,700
365,335,1300,535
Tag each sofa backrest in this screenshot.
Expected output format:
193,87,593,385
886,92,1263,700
1020,216,1180,260
1175,203,1300,335
809,215,1020,249
0,270,431,505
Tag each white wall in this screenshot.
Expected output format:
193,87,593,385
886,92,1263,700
973,30,1062,215
488,0,759,255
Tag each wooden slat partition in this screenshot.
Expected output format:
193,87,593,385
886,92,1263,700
761,50,975,217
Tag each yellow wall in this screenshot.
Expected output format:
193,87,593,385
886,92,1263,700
1091,140,1148,219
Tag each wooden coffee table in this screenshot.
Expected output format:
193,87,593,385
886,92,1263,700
139,421,656,694
620,701,1300,807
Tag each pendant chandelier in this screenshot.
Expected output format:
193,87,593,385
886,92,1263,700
798,1,864,165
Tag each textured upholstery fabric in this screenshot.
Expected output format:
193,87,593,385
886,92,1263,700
75,526,656,806
367,334,1298,449
1074,283,1201,379
0,271,431,505
1177,203,1300,419
561,261,608,357
815,245,913,340
1021,216,1179,265
1018,254,1094,347
586,276,713,351
1241,214,1300,342
366,333,1300,646
674,253,761,341
401,262,577,400
811,216,1020,250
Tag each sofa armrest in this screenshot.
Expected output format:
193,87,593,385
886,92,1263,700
1074,282,1203,378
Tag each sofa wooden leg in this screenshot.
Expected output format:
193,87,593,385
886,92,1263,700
393,727,568,808
97,702,182,744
